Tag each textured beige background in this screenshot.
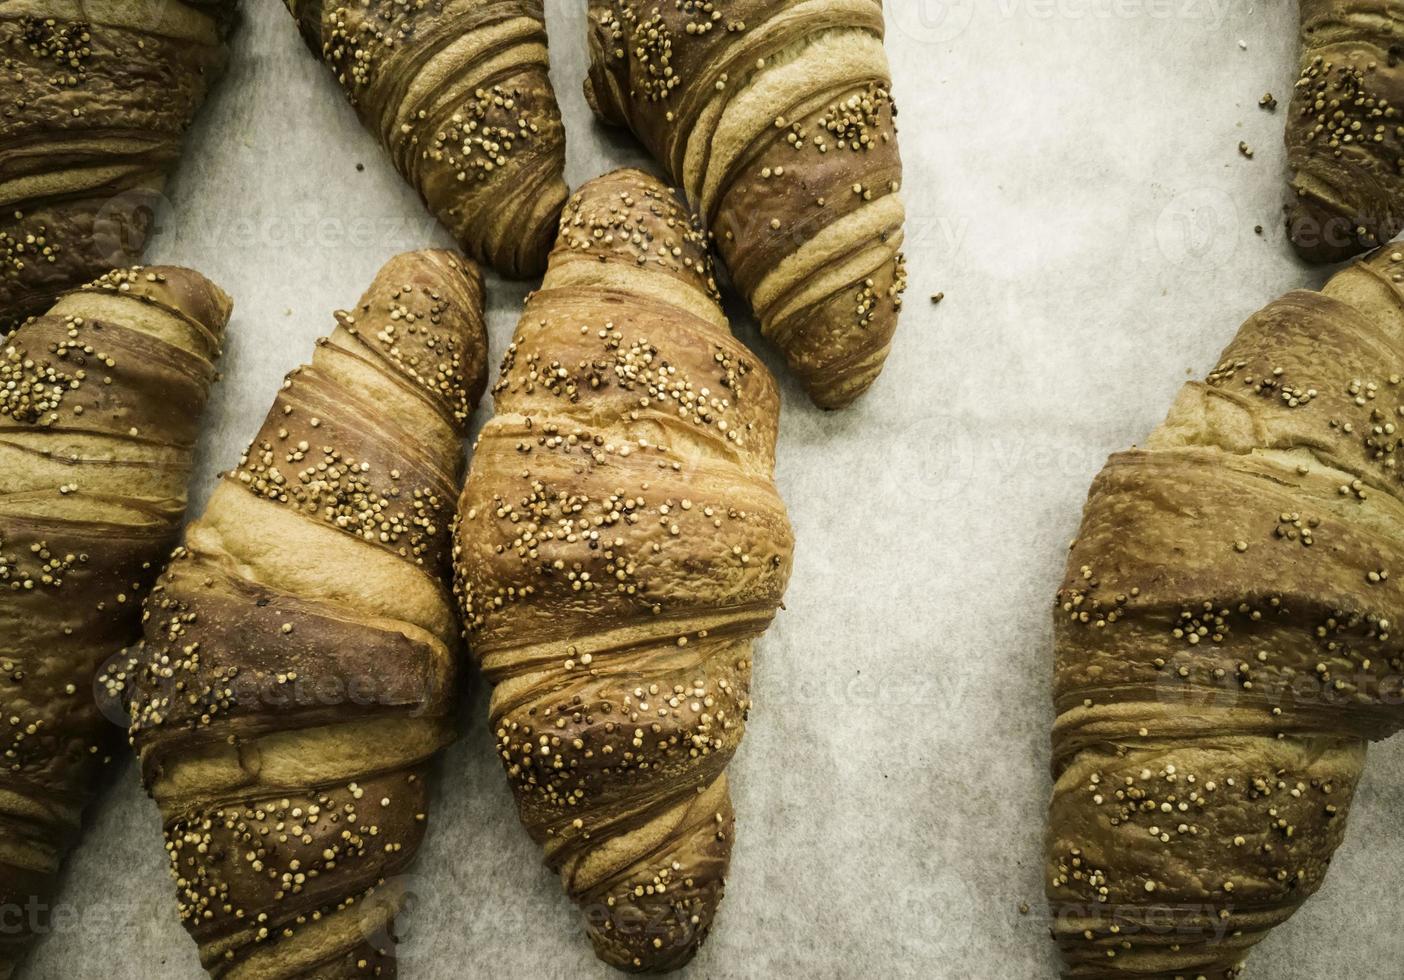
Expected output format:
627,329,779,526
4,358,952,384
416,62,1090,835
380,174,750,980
25,1,1404,978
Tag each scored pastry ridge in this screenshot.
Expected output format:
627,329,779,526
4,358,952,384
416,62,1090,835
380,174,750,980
1047,247,1404,978
584,0,908,409
454,168,795,972
123,250,488,979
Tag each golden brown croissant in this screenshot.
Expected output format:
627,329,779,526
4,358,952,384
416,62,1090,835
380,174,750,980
0,1,233,330
122,250,487,978
281,0,569,280
453,168,795,972
1286,0,1404,262
1047,247,1404,977
0,265,231,977
584,0,908,409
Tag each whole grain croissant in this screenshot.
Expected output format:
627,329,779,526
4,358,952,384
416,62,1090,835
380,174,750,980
1047,247,1404,977
1286,1,1404,262
0,265,230,977
122,250,487,978
282,0,569,280
453,168,795,972
0,1,233,330
584,0,908,409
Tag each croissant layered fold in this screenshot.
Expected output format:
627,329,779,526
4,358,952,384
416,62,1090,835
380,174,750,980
1287,0,1404,262
1047,248,1404,978
453,168,795,972
282,0,569,280
0,0,233,330
583,0,908,409
122,250,488,978
0,265,231,976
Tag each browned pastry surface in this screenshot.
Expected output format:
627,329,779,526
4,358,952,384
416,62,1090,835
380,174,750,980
1287,0,1404,261
123,250,488,979
1048,248,1404,977
0,265,230,978
584,0,907,408
282,0,569,280
0,1,233,329
453,168,795,972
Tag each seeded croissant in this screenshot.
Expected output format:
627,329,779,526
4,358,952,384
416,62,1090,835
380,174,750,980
584,0,908,409
123,250,487,978
453,168,795,972
1286,1,1404,262
0,265,230,977
0,1,233,331
1047,247,1404,977
281,0,569,280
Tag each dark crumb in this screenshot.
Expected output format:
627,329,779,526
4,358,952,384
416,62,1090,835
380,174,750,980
355,162,365,172
930,292,944,305
1019,903,1030,915
1259,92,1278,111
1238,141,1255,159
1255,225,1264,235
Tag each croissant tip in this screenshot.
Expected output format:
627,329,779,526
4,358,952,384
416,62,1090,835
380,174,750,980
1285,196,1380,266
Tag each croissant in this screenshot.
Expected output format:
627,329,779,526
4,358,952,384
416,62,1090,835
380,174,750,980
453,168,795,972
1046,247,1404,977
281,0,569,280
0,265,230,976
122,250,487,978
0,1,233,331
583,0,908,409
1286,1,1404,262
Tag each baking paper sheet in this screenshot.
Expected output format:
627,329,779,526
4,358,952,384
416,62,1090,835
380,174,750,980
27,2,1404,977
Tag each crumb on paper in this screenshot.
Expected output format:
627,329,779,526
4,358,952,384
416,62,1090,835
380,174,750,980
1239,141,1254,159
930,292,945,305
1260,92,1277,111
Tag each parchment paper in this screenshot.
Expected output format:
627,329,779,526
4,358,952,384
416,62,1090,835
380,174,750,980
26,2,1404,978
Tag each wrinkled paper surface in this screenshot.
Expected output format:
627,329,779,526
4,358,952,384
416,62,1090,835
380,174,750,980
28,2,1403,978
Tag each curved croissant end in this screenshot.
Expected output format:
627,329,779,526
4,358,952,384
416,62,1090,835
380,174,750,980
0,1,232,331
0,265,231,977
123,250,488,978
454,168,795,972
1286,1,1404,263
283,0,569,280
584,0,907,409
1048,248,1404,977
